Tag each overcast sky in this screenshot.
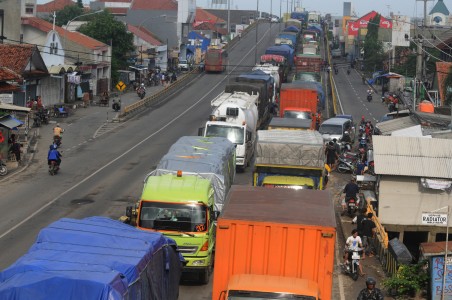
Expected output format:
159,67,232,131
196,0,452,19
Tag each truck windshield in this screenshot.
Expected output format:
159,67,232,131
319,124,342,135
206,124,244,144
284,110,312,119
139,202,208,232
228,291,316,299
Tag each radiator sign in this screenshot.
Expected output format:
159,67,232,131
422,213,448,225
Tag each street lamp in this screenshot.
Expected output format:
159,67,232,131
63,10,103,48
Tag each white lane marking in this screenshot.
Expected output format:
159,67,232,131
0,27,269,241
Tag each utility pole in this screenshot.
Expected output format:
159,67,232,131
255,0,259,64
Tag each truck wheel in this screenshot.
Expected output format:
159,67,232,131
199,268,210,284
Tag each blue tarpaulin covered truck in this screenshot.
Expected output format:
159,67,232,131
0,217,184,300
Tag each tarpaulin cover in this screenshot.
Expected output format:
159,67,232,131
147,136,236,212
278,33,297,46
0,217,184,300
283,25,300,33
265,45,294,66
256,129,325,168
294,72,321,83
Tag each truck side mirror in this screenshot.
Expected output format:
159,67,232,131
198,127,205,136
126,206,133,218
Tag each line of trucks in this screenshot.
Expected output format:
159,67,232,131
0,11,336,300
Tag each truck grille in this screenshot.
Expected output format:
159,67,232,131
178,246,198,254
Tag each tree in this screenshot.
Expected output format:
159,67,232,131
76,0,83,8
363,14,384,74
78,11,135,85
443,66,452,106
53,5,83,27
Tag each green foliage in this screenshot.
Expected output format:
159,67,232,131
443,66,452,106
76,0,83,8
78,11,135,84
382,261,429,298
53,5,83,27
363,14,384,73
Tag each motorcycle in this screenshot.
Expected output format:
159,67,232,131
342,247,363,281
346,196,360,217
32,113,41,127
337,155,356,174
347,69,351,75
112,100,121,112
0,160,7,176
137,88,146,99
340,141,352,154
48,160,59,176
53,135,62,147
358,135,367,151
367,94,372,102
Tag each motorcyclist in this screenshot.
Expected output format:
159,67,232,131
367,88,373,96
342,177,360,213
47,144,62,169
344,229,365,277
53,123,64,146
347,66,351,75
341,131,352,148
357,277,384,300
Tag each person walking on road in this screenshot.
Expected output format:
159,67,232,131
361,213,376,259
357,277,384,300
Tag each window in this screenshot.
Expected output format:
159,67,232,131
25,5,33,14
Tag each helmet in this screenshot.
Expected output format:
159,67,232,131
366,277,376,286
361,115,365,120
332,138,337,142
56,123,60,127
344,131,349,135
141,83,144,86
50,144,57,150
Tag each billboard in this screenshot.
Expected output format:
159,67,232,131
392,15,411,47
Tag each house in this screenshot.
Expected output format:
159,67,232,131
0,67,22,105
90,0,132,16
21,16,111,99
373,135,452,258
127,24,166,70
36,0,80,19
0,44,49,106
427,0,451,27
123,0,195,68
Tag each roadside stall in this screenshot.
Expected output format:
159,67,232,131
0,103,31,162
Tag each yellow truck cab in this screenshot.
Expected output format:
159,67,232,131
135,173,215,284
125,136,236,284
262,175,315,189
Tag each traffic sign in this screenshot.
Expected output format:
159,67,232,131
116,81,126,91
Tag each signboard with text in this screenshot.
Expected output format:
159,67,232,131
430,256,452,300
422,213,448,225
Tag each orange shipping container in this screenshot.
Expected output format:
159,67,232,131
279,83,319,118
212,186,336,300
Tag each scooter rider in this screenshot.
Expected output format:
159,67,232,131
342,177,360,213
344,229,365,277
47,144,62,169
53,123,64,146
357,277,384,300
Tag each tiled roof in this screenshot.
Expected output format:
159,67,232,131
195,7,225,24
0,44,35,74
0,67,21,81
37,0,77,13
430,0,450,16
22,17,107,50
106,7,128,15
0,82,20,92
193,22,227,35
99,0,131,2
127,24,163,46
130,0,177,11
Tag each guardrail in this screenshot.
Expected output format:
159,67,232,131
120,67,199,119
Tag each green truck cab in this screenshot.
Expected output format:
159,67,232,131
253,130,325,190
125,136,236,284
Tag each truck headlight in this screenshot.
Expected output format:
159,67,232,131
192,259,206,266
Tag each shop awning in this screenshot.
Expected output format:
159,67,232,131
0,115,23,129
0,103,31,113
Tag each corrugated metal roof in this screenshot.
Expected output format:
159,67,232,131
376,116,418,135
373,135,452,178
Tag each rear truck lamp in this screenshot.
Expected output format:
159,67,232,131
200,241,209,251
322,232,334,238
192,259,206,266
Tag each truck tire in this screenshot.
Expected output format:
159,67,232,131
199,268,210,284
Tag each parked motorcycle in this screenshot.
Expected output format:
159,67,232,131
367,94,372,102
48,161,59,176
0,160,7,176
112,100,121,112
341,248,363,281
337,155,356,174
